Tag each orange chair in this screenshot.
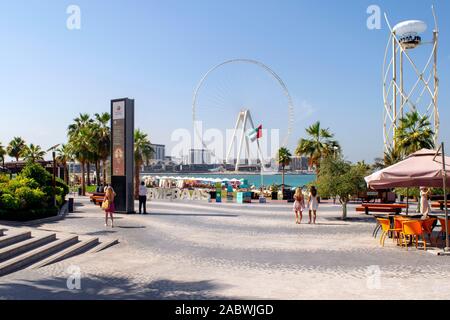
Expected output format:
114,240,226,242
401,220,426,250
421,218,437,245
436,218,450,246
393,216,410,244
377,218,402,247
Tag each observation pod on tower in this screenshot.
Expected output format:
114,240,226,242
383,7,439,152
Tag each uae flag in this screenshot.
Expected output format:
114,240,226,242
247,125,262,142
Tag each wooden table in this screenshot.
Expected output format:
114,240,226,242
357,203,408,215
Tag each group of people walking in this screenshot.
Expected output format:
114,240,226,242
293,186,319,224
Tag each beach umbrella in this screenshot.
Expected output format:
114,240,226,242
365,147,450,251
365,149,450,189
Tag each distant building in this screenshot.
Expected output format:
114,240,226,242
150,144,165,161
290,156,309,171
188,149,212,165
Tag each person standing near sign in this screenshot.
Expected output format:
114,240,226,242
139,181,148,214
103,186,116,227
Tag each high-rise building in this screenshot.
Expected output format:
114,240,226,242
188,149,212,165
150,144,165,161
290,156,309,171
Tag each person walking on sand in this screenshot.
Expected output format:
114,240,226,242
293,188,305,224
307,186,319,224
103,185,116,228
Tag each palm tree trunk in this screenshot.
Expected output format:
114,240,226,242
95,160,100,186
64,163,69,185
281,165,285,196
102,160,107,186
86,162,91,186
81,161,86,196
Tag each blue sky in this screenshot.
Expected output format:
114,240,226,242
0,0,448,162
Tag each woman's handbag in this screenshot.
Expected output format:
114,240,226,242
101,199,109,210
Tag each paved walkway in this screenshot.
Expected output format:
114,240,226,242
1,197,450,299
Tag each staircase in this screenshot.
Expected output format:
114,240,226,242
0,228,118,277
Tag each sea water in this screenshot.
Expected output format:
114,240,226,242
140,173,316,188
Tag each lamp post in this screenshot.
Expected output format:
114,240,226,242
46,144,61,207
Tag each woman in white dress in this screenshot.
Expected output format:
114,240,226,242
308,186,319,224
420,187,431,219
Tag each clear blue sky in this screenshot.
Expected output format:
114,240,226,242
0,0,448,162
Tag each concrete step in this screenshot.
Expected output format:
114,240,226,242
90,239,119,253
33,237,99,268
0,235,79,277
0,234,56,263
0,231,32,249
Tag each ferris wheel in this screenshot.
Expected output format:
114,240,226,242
192,59,295,171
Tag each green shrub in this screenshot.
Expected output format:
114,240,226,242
0,194,20,210
0,162,70,221
0,174,9,183
56,177,69,197
14,186,46,209
19,163,52,186
2,177,39,193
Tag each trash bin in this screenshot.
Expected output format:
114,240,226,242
78,187,82,196
68,197,74,213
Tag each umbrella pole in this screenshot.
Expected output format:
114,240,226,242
406,188,409,215
441,142,449,252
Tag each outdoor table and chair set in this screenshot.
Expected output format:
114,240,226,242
358,202,450,251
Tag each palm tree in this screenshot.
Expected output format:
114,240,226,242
277,147,292,195
93,112,111,186
56,144,73,184
384,146,403,166
372,157,386,171
134,129,153,199
22,144,46,162
295,121,340,172
395,111,434,156
372,145,404,171
68,113,94,196
7,137,26,162
0,142,6,169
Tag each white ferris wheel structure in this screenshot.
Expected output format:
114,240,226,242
192,59,295,172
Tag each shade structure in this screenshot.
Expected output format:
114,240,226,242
365,149,450,190
366,147,450,252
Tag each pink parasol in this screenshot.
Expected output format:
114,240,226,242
365,149,450,189
366,147,450,252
